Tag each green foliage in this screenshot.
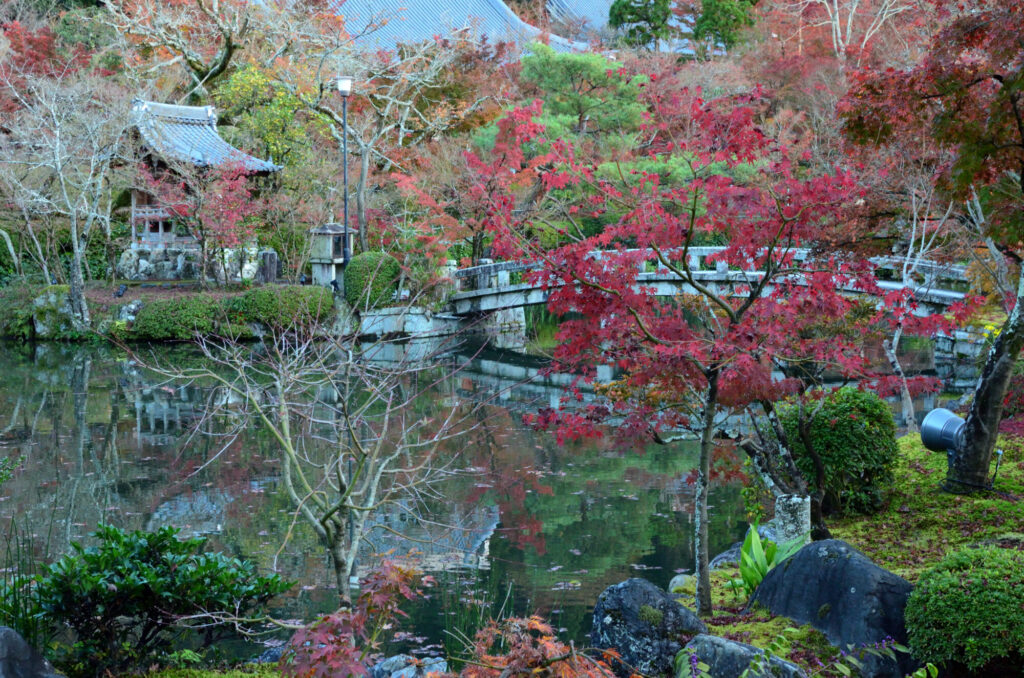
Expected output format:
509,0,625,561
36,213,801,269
34,524,291,677
343,252,401,310
609,0,672,48
0,510,53,651
130,295,219,341
738,627,798,678
693,0,757,49
0,284,42,340
731,524,805,598
673,647,710,678
146,668,279,678
520,44,646,134
905,546,1024,671
225,286,334,329
53,7,116,51
215,66,314,163
779,387,898,515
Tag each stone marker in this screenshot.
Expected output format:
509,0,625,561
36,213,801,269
774,494,811,546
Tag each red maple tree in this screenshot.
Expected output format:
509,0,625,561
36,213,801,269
841,0,1024,490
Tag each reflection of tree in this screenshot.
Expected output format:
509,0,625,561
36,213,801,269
146,331,484,605
450,402,748,634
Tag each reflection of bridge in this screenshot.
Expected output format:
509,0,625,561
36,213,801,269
447,247,970,317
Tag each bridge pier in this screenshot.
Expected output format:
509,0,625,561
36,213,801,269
478,306,527,351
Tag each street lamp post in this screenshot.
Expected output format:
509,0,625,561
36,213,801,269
337,75,354,267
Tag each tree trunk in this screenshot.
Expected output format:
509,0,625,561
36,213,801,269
68,232,90,327
884,328,918,434
0,229,21,276
955,271,1024,491
695,370,718,617
797,409,832,540
809,494,831,541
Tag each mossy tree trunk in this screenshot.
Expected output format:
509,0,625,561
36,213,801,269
956,271,1024,491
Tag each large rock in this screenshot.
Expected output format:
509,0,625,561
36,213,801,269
684,634,807,678
0,626,62,678
748,540,916,677
709,543,742,570
31,287,85,340
371,654,448,678
591,578,707,677
116,249,140,279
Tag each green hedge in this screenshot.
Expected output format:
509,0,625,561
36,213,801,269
779,387,897,515
130,286,335,341
224,286,334,329
906,547,1024,671
130,295,219,341
343,252,400,310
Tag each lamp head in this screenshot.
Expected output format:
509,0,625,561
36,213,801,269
336,76,354,97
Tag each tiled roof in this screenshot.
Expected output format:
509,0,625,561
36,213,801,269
132,100,281,173
546,0,614,31
342,0,588,52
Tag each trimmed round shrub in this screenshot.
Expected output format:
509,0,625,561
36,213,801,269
227,285,335,329
905,547,1024,672
779,387,897,515
130,295,218,340
343,252,401,310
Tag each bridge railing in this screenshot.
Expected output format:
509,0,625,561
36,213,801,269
451,248,971,293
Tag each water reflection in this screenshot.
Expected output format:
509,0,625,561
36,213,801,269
0,341,746,643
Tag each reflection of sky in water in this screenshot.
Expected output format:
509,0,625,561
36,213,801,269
0,342,751,645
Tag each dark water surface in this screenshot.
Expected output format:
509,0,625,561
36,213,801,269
0,341,749,653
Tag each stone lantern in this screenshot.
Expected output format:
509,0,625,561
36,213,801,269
309,223,352,287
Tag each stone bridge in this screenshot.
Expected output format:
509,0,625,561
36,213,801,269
447,247,971,317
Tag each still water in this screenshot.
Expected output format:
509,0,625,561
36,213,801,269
0,341,748,652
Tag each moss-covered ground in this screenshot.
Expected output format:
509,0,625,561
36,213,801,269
830,434,1024,580
683,433,1024,675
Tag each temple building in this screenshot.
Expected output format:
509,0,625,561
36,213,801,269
130,99,281,250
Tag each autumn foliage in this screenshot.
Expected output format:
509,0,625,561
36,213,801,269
281,561,432,678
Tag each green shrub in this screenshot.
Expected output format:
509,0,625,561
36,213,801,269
343,252,401,310
131,295,219,340
905,547,1024,671
0,284,42,340
779,387,897,515
227,285,334,329
35,524,291,677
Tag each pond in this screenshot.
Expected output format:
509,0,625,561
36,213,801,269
0,341,750,656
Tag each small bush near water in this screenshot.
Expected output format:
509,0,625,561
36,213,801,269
905,546,1024,673
779,387,898,515
33,524,291,677
343,252,400,310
